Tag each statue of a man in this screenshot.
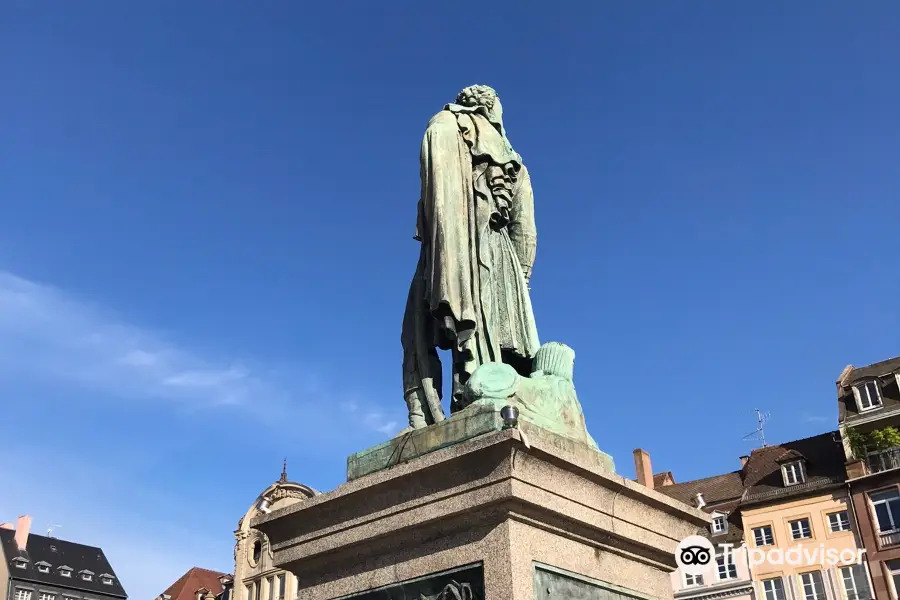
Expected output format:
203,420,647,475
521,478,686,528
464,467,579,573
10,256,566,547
401,85,540,431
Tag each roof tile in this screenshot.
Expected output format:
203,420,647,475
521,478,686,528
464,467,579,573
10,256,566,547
742,431,845,504
0,529,127,598
162,567,229,600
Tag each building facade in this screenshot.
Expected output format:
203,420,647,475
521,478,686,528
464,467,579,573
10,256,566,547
232,465,317,600
740,433,870,600
153,464,316,600
838,358,900,599
0,516,127,600
635,449,756,600
638,431,874,600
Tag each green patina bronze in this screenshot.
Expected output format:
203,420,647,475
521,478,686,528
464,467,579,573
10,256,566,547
401,84,539,429
348,341,613,481
465,341,599,450
361,85,610,481
347,403,504,481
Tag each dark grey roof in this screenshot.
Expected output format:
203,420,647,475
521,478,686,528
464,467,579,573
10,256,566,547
842,357,900,386
838,358,900,425
741,431,846,505
0,529,127,598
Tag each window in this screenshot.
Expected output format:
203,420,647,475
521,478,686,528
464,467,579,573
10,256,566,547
268,578,274,600
800,571,827,600
254,582,260,600
782,460,806,485
59,566,72,578
888,560,900,600
684,573,704,587
101,576,114,585
871,488,900,532
277,575,285,600
15,591,32,600
40,593,56,600
753,525,775,546
790,517,813,540
761,578,786,600
716,553,737,580
13,558,28,569
828,510,850,533
245,584,252,600
81,571,93,582
252,540,262,564
856,380,882,411
711,514,728,534
37,563,50,574
840,565,871,600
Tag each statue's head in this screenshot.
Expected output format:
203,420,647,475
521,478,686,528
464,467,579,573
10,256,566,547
456,84,503,126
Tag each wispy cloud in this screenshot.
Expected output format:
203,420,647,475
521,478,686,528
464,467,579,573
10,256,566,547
0,270,409,599
0,270,398,432
802,413,831,424
340,400,399,436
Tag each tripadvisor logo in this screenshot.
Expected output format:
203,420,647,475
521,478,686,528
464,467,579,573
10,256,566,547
676,536,714,576
675,536,866,572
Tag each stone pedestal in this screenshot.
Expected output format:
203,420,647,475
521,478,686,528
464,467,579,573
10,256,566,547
253,423,707,599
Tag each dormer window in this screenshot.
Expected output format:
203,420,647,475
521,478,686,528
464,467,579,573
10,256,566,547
100,574,114,585
855,380,882,411
711,513,728,535
80,570,94,582
59,566,72,578
782,460,806,486
12,557,28,569
36,561,51,574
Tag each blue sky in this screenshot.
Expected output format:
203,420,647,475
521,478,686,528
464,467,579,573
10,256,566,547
2,2,899,598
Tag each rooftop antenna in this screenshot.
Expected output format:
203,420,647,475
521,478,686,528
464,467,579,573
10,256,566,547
742,409,770,448
46,524,62,538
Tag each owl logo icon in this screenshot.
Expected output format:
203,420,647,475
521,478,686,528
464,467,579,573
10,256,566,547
676,535,715,576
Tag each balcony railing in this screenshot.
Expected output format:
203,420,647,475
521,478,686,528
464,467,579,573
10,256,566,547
880,529,900,548
867,447,900,474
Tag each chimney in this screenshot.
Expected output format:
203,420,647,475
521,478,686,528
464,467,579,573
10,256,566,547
14,515,31,551
740,455,750,468
695,493,707,508
0,523,13,530
633,448,654,490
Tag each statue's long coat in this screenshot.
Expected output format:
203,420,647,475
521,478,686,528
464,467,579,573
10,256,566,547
402,103,539,419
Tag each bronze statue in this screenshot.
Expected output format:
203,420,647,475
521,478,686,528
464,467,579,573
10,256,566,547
401,85,539,431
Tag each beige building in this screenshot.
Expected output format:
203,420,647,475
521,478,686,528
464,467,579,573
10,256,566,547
636,449,757,600
232,464,317,600
740,433,870,600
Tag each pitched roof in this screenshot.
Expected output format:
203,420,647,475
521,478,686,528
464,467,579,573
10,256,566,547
161,567,228,600
656,472,746,544
655,470,745,507
840,357,900,386
0,529,127,598
741,431,846,505
705,499,745,545
838,357,900,424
